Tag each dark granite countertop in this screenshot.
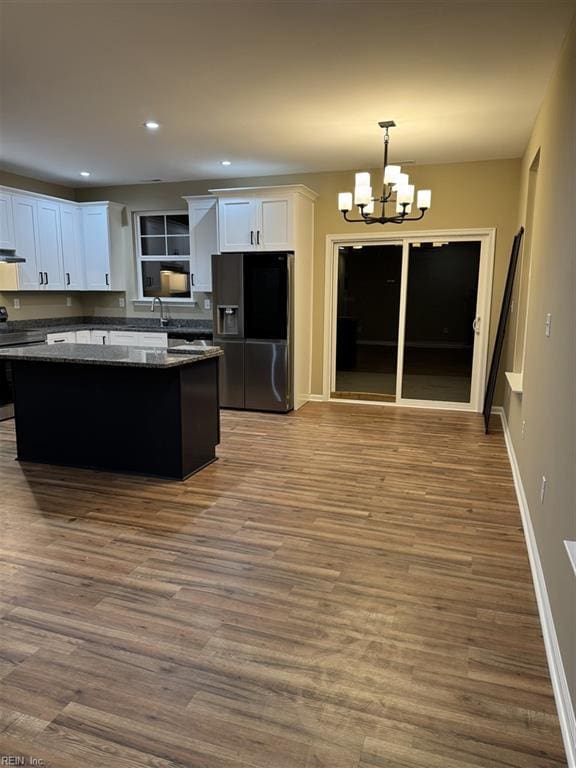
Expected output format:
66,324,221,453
0,343,223,369
0,316,213,339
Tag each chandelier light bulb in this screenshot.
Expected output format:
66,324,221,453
355,186,372,206
338,192,353,212
393,172,409,191
384,165,401,184
417,189,432,209
355,172,371,188
397,184,414,205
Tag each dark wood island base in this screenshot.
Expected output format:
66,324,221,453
6,346,222,480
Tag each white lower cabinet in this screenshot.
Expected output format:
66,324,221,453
108,330,168,348
137,332,168,348
90,330,110,345
109,331,138,346
75,330,92,344
46,332,76,344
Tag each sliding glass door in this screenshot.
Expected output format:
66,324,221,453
333,244,402,401
400,241,481,403
330,234,491,411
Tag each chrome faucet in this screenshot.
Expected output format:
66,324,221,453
151,296,168,327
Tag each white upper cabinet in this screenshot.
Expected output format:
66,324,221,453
259,197,292,251
218,198,257,251
60,204,85,290
183,196,218,292
213,189,294,252
82,205,111,290
0,187,127,293
12,195,40,290
81,203,126,292
36,199,65,290
0,192,15,250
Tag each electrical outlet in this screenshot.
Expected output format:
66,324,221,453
13,298,20,309
119,297,125,308
204,298,211,310
540,476,547,504
521,420,526,439
66,296,72,307
545,313,552,337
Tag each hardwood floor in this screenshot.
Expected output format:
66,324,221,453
0,403,566,767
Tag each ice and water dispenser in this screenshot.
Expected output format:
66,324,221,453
217,305,240,336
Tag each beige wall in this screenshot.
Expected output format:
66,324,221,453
77,159,520,397
503,17,576,712
0,170,75,201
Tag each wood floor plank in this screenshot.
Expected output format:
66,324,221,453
0,403,566,767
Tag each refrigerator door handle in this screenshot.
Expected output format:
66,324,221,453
250,230,254,246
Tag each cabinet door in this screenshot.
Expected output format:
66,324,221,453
82,206,111,290
109,331,138,346
258,197,292,251
0,192,15,250
189,199,218,292
75,330,92,344
13,195,40,290
37,199,65,290
137,332,168,348
60,204,85,290
47,332,76,344
218,198,257,252
90,330,109,345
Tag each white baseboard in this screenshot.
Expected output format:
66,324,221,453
495,406,576,767
306,394,326,402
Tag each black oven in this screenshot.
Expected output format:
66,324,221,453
0,331,46,420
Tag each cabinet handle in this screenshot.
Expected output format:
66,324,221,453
66,272,71,286
250,230,254,245
44,272,48,285
256,230,260,245
105,273,109,286
39,271,44,285
190,273,195,286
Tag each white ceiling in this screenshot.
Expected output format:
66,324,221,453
1,0,574,187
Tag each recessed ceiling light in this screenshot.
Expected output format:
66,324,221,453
220,160,232,166
144,121,160,130
79,171,91,177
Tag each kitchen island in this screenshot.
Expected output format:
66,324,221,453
0,343,223,480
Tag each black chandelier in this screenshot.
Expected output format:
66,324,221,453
338,121,431,225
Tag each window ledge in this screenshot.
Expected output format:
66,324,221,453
565,541,576,577
505,371,523,394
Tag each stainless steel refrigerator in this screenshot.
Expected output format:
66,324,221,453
212,251,293,412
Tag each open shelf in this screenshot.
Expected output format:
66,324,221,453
505,371,523,394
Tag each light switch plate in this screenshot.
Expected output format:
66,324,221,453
13,298,20,309
545,313,552,337
204,299,211,310
119,297,125,308
66,296,72,307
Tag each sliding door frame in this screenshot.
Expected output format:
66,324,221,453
323,228,496,412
